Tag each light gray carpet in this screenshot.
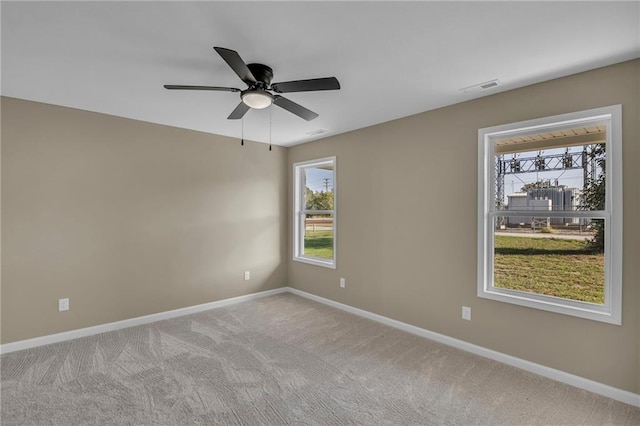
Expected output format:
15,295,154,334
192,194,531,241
1,293,639,425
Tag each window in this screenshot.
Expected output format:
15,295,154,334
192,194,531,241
478,106,622,324
294,157,336,268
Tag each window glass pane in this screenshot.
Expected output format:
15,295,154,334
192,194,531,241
303,165,334,211
493,128,606,212
493,216,605,304
294,157,336,267
303,214,334,259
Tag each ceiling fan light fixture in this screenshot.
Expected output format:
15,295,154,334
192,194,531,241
241,90,273,109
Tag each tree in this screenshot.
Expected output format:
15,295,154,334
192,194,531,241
520,180,551,192
305,187,334,211
581,144,606,252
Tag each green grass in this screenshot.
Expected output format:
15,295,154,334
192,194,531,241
302,232,604,303
494,235,604,303
303,230,334,259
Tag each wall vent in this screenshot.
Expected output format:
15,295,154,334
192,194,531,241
460,79,499,94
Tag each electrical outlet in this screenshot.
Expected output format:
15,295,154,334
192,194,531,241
59,298,69,312
339,278,346,288
462,306,471,321
244,271,250,281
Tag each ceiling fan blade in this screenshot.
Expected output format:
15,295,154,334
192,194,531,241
164,85,240,92
227,102,251,120
273,96,319,121
271,77,340,93
213,47,257,85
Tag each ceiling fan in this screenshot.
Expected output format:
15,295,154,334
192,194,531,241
164,47,340,121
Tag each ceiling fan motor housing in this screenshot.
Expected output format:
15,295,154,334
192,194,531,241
247,63,273,88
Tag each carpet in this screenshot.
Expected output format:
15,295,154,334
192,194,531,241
2,293,639,425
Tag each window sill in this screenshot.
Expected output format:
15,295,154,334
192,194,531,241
478,287,620,325
293,256,336,269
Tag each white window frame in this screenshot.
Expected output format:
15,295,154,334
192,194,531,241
293,156,337,269
477,105,622,324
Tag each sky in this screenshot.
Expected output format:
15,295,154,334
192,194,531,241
305,167,333,193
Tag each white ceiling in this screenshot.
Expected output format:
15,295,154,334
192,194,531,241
2,1,639,146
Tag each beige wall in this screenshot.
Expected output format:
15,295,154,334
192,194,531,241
2,59,638,395
1,97,288,344
288,59,640,393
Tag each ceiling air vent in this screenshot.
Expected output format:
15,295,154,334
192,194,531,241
460,79,499,94
306,129,328,137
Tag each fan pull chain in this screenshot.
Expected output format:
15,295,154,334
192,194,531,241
241,117,244,146
269,108,272,151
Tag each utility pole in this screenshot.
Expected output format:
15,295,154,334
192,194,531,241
323,178,330,193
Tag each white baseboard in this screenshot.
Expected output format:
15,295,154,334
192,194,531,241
2,285,638,408
287,287,640,408
0,287,288,355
